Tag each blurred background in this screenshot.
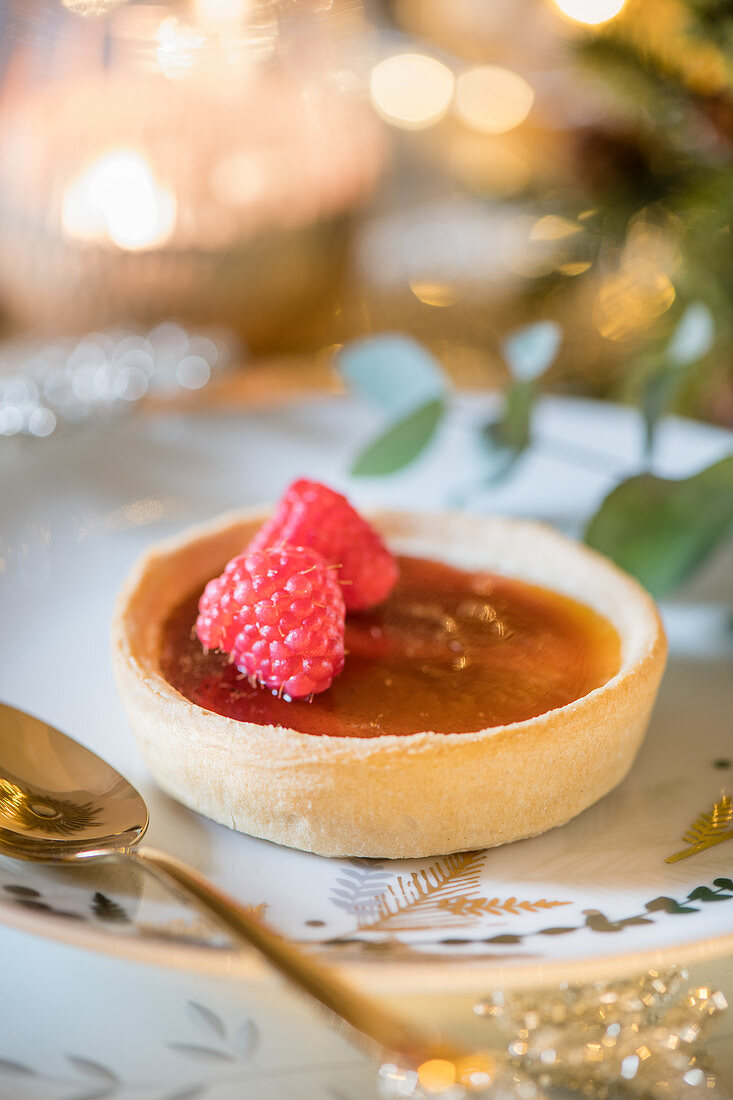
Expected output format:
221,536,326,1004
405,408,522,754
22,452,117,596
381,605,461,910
1,0,732,434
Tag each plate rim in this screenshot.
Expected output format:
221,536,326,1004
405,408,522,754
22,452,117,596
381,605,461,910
1,887,733,993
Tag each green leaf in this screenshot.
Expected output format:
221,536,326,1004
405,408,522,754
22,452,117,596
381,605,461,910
687,885,733,902
337,334,447,418
351,398,445,476
641,366,679,457
495,381,535,451
502,322,562,381
667,302,715,366
585,456,733,596
481,381,536,479
642,303,716,458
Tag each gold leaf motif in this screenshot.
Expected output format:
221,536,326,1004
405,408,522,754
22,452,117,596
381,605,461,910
437,896,570,918
666,794,733,863
357,852,569,932
358,851,486,931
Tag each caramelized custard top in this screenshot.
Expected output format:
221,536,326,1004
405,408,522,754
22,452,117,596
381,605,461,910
160,555,621,737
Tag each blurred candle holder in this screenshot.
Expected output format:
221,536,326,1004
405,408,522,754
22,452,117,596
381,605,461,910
0,0,385,351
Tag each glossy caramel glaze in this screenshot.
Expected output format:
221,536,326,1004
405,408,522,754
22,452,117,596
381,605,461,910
159,555,621,737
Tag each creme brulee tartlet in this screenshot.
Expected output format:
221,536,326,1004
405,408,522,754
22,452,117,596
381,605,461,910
112,509,667,858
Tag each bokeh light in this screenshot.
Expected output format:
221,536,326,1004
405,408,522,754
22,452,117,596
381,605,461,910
62,150,177,250
455,65,534,135
370,53,454,130
417,1058,457,1092
530,215,581,241
593,259,675,340
409,278,461,307
457,1053,496,1090
552,0,627,26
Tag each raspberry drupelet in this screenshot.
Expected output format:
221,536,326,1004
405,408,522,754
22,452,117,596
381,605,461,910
196,545,345,700
197,557,251,653
246,479,398,611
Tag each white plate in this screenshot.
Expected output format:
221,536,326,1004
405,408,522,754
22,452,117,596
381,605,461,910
1,393,732,994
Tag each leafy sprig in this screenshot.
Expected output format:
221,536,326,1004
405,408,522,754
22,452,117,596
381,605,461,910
338,334,447,476
337,317,732,598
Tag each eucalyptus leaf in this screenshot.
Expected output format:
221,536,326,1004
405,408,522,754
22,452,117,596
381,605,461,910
585,455,733,596
667,302,714,366
338,334,447,418
351,398,445,476
481,380,535,479
642,303,715,457
641,366,679,457
502,322,562,382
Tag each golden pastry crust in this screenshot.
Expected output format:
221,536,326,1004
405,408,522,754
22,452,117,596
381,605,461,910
112,509,667,858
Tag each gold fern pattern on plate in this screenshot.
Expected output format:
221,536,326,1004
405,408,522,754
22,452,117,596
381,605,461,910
666,794,733,863
357,851,569,932
436,896,570,919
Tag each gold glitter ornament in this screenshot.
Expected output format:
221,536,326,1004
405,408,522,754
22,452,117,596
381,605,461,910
474,967,728,1098
378,972,727,1098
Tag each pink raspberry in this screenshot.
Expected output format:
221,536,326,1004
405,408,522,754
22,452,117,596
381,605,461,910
197,545,346,700
196,555,252,652
247,479,398,611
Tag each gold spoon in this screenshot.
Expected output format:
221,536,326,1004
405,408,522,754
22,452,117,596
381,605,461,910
0,702,497,1094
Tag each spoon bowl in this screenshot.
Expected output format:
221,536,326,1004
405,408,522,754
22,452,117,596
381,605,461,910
0,703,148,860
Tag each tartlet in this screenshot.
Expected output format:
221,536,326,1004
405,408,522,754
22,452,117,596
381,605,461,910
112,509,667,858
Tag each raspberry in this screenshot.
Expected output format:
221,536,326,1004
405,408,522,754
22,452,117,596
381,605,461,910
197,545,346,699
247,479,398,611
196,555,253,652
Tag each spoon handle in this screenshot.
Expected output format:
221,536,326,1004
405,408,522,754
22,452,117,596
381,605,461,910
131,844,460,1067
